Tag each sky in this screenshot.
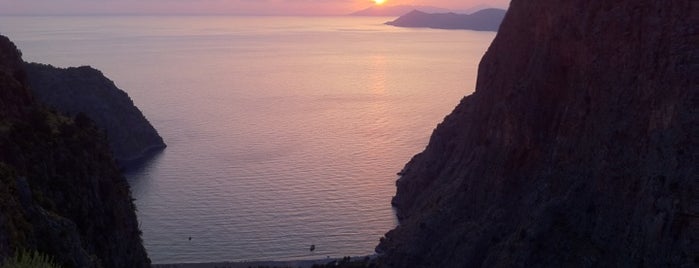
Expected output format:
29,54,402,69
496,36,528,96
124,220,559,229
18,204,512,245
0,0,510,16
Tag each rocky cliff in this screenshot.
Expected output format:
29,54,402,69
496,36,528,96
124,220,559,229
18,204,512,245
0,35,150,267
24,63,166,167
378,0,697,267
385,9,506,31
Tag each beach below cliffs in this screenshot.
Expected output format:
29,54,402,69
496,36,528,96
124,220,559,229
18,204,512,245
154,260,322,268
153,255,374,268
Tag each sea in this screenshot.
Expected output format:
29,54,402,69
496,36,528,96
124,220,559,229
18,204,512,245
0,16,495,264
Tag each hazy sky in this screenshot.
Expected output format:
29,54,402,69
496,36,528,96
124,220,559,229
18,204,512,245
0,0,510,16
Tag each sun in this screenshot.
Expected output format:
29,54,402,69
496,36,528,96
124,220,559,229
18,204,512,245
373,0,386,5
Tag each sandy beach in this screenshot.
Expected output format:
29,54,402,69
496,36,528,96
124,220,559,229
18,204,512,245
153,259,328,268
152,256,373,268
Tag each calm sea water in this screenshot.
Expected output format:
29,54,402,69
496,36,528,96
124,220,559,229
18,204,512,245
0,16,495,264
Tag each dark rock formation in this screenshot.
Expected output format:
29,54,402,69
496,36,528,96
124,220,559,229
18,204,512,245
24,63,166,167
0,35,150,267
378,0,697,267
350,5,452,17
385,9,507,32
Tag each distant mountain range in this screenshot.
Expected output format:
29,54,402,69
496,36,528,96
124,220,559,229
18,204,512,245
350,5,454,16
350,4,502,17
385,8,507,32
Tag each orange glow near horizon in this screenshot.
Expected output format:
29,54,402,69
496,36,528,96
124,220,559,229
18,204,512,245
0,0,513,16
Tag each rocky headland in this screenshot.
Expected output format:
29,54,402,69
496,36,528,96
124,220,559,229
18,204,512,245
378,0,696,267
0,35,150,267
24,63,166,168
385,9,507,32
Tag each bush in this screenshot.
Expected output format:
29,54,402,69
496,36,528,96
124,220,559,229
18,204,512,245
1,250,60,268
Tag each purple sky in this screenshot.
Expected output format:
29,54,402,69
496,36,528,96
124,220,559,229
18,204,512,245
0,0,510,16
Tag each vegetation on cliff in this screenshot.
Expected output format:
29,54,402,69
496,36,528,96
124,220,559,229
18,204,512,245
1,250,60,268
378,0,696,267
0,35,150,267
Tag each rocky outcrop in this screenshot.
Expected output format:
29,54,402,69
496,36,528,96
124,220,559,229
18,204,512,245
0,35,150,267
378,0,697,267
24,63,166,167
385,9,506,31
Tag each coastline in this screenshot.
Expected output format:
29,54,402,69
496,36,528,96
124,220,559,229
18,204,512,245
153,260,324,268
119,144,166,171
153,256,374,268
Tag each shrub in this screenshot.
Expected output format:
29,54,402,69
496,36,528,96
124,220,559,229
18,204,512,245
1,250,60,268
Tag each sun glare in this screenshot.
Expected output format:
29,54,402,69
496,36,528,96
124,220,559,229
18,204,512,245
374,0,386,5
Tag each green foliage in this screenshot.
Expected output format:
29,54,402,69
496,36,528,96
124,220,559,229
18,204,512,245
1,250,60,268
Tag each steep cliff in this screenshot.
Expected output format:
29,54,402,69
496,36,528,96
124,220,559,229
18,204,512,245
378,0,697,267
25,63,166,167
0,35,150,267
385,9,506,31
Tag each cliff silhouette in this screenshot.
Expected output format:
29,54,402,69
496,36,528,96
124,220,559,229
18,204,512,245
386,9,506,31
378,0,696,267
0,35,150,267
24,63,166,168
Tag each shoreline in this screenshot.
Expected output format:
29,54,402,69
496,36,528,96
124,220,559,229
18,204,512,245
119,144,166,172
153,255,374,268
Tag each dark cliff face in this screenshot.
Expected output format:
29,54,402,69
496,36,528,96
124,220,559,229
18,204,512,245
0,35,150,267
24,63,166,167
0,37,32,119
378,0,697,267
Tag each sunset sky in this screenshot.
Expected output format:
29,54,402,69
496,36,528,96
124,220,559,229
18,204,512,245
0,0,510,16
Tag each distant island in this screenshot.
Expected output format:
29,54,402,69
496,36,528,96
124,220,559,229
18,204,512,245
350,5,454,16
385,8,507,32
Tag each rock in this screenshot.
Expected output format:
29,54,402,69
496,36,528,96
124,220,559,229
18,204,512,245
377,0,697,267
385,9,507,31
24,63,166,168
0,35,150,267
